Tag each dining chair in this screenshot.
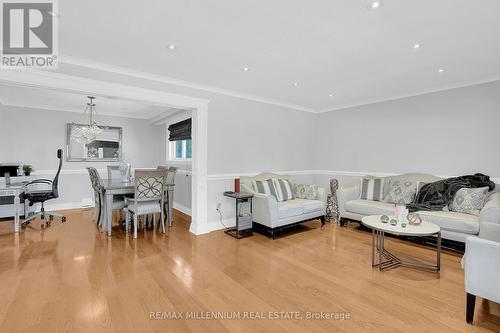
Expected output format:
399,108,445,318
158,166,178,227
86,167,102,226
87,167,126,230
125,169,168,239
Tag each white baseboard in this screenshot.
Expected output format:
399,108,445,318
44,201,86,211
173,202,192,216
195,217,236,235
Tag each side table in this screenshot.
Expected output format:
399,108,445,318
223,191,254,239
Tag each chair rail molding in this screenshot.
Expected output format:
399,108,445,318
0,69,210,235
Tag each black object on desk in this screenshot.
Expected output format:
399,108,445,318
223,191,254,239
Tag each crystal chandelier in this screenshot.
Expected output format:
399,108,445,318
71,96,104,143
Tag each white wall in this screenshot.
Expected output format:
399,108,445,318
313,80,500,188
0,105,164,209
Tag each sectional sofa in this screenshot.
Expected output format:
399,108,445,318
337,173,500,242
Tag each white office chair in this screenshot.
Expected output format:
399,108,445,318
125,169,167,239
464,222,500,324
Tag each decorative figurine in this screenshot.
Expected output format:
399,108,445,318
380,215,389,223
326,179,340,224
390,219,398,226
407,213,422,225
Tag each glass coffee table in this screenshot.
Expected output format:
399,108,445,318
361,215,441,272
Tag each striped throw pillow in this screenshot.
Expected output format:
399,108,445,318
252,179,279,200
359,177,384,201
272,178,294,202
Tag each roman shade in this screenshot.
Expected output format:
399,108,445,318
168,118,191,141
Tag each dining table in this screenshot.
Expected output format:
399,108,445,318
101,178,175,236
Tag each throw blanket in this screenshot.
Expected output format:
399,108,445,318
407,173,495,212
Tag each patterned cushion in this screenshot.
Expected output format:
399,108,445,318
449,187,489,216
294,184,319,200
359,177,384,201
252,179,279,200
272,178,294,201
384,180,417,204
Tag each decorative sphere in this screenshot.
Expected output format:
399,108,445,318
380,215,389,223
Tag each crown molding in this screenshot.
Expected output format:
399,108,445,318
0,100,158,119
317,78,500,114
59,55,317,114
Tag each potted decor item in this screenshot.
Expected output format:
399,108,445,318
23,165,33,176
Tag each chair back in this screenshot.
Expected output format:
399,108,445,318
158,165,178,185
134,169,167,202
107,165,121,180
52,149,63,198
87,167,103,191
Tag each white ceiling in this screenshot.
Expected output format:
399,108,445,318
0,84,180,119
57,0,500,112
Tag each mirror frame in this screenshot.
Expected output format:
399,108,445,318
66,123,123,162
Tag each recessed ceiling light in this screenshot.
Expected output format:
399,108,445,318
167,44,176,50
328,93,334,97
438,68,445,73
413,43,421,49
368,1,382,9
242,67,249,72
292,82,299,87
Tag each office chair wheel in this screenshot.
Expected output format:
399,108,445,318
46,220,51,226
62,217,67,223
49,215,54,221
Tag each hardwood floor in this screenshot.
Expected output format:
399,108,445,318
0,209,499,332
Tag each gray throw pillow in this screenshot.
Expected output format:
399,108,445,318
294,184,318,200
384,180,417,205
449,187,489,216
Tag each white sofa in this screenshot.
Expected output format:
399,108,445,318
337,173,500,242
240,173,327,238
464,222,500,324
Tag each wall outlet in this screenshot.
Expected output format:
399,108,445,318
216,203,221,211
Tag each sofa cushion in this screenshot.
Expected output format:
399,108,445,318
416,211,479,235
345,199,395,216
292,199,325,214
359,177,384,201
252,179,279,200
278,200,304,219
448,187,489,216
294,184,318,200
272,178,294,201
384,180,417,205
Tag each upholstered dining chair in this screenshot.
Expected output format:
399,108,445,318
86,167,102,226
158,166,178,227
87,167,126,230
125,169,168,239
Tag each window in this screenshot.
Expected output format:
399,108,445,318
169,139,192,161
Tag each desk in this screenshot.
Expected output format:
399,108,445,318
101,179,175,236
0,183,25,232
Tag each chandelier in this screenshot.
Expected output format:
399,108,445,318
71,96,104,143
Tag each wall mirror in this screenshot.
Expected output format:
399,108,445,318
66,124,123,162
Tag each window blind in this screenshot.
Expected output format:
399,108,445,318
168,118,191,141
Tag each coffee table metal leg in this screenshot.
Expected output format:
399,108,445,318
372,229,376,267
437,232,441,272
378,231,383,271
